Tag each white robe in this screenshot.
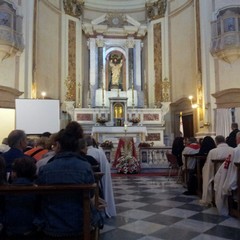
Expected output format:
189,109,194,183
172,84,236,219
214,144,240,215
201,143,233,204
87,146,117,217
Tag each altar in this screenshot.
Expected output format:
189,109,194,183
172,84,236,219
92,126,147,145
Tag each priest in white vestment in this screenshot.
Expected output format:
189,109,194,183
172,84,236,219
200,135,233,205
214,132,240,215
86,136,116,218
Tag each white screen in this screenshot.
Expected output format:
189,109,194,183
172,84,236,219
15,99,60,134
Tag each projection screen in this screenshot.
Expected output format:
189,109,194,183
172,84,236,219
15,99,60,135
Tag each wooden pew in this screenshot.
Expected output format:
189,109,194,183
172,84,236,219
228,162,240,218
0,183,99,240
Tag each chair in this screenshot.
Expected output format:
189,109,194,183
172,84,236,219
166,153,181,182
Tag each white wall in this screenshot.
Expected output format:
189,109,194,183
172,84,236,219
0,108,15,143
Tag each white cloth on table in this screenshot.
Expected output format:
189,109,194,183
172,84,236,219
201,143,233,205
214,144,240,215
87,146,116,217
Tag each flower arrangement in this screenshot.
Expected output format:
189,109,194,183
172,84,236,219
129,117,140,124
116,155,140,174
138,142,154,148
100,140,114,149
97,116,108,124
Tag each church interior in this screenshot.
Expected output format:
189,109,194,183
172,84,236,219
1,0,240,145
1,0,240,239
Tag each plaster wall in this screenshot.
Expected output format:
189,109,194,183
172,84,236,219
36,1,61,99
217,59,240,90
169,0,191,12
170,3,197,102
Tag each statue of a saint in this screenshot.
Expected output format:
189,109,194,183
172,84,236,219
109,59,123,87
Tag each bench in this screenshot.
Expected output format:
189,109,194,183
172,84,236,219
0,183,99,240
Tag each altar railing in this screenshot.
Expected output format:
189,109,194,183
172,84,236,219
138,146,172,169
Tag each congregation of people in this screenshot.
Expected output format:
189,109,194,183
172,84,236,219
0,122,116,238
172,122,240,217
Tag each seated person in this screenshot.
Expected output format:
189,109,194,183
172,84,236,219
200,135,233,205
182,137,200,195
78,138,100,172
1,157,38,237
24,136,49,161
36,123,103,237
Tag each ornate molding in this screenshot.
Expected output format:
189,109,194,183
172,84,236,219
63,0,84,18
146,0,167,21
0,1,24,61
212,88,240,108
211,8,240,63
0,85,23,108
106,13,125,28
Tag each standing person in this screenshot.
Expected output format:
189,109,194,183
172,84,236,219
200,135,233,206
2,157,38,237
2,130,28,181
226,122,239,148
86,136,116,218
36,123,102,238
172,136,185,167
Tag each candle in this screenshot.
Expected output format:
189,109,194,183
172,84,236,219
124,123,128,131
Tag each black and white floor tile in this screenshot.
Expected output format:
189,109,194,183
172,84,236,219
100,176,240,240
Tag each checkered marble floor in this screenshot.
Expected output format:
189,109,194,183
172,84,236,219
100,176,240,240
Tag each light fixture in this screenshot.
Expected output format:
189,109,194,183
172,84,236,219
41,91,46,99
188,95,199,109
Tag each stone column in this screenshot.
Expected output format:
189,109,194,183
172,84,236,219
96,36,104,88
126,37,135,89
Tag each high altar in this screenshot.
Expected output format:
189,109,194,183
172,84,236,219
65,31,171,147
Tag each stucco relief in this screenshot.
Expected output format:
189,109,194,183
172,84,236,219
146,133,161,141
76,113,93,121
143,114,159,121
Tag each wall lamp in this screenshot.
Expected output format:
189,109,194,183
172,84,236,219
188,95,199,109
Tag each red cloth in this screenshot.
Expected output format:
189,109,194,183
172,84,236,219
113,137,137,167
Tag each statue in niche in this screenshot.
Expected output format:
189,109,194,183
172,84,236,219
108,54,123,90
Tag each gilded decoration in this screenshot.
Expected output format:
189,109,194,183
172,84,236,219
63,0,84,18
65,76,75,101
66,20,76,101
154,22,162,105
146,0,167,21
161,78,170,102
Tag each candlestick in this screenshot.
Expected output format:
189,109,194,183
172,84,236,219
124,123,128,131
102,83,105,107
132,83,134,108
